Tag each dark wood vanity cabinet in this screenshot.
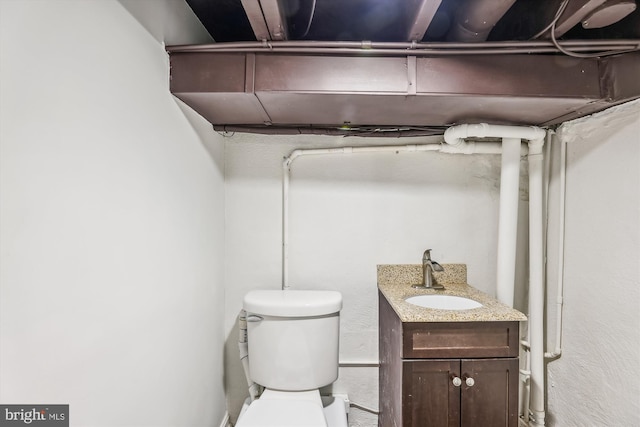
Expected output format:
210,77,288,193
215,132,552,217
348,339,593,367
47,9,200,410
379,292,520,427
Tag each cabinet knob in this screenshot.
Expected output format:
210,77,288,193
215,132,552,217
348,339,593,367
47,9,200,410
452,376,462,387
465,376,475,387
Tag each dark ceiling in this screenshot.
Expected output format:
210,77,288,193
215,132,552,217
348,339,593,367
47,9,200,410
168,0,640,136
185,0,640,43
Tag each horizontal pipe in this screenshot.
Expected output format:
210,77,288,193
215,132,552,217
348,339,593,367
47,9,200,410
167,39,640,53
282,139,524,289
167,46,638,57
444,123,546,145
213,125,446,137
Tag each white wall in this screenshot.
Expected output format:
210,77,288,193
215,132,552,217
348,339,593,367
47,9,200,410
224,135,530,426
0,1,226,426
117,0,214,46
545,101,640,426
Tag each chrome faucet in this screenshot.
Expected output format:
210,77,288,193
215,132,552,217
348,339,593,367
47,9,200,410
413,249,445,290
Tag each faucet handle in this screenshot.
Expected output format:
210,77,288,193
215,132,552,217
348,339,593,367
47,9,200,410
422,249,433,261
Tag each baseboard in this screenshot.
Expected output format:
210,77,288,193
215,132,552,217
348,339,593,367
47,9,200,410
219,411,231,427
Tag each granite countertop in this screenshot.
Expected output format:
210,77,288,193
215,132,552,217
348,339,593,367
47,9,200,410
378,264,527,323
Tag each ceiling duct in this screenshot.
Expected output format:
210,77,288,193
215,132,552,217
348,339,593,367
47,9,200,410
446,0,516,42
582,0,637,29
241,0,288,40
407,0,444,41
167,48,640,136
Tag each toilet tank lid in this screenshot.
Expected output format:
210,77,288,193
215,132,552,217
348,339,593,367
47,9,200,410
243,290,342,317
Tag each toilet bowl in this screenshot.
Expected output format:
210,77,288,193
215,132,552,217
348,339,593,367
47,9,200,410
235,289,347,427
236,390,327,427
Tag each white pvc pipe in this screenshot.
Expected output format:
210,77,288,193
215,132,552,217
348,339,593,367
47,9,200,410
443,123,546,147
445,123,547,425
283,126,545,291
280,140,534,289
496,137,522,307
282,143,443,290
444,123,546,307
520,366,532,425
528,139,546,426
282,160,291,290
238,310,260,401
545,135,566,359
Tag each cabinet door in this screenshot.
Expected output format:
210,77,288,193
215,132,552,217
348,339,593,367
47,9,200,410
403,360,460,427
460,358,519,427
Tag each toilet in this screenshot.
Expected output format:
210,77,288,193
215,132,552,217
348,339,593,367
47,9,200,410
236,289,347,427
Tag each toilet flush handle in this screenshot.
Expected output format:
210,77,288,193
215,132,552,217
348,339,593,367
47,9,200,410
246,315,263,322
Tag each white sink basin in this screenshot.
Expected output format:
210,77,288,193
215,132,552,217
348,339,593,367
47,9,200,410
405,295,482,310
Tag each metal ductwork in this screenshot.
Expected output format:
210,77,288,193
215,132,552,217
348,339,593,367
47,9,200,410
173,0,640,136
241,0,288,40
167,45,640,136
446,0,517,42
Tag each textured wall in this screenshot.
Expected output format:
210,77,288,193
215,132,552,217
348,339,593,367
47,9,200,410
545,100,640,426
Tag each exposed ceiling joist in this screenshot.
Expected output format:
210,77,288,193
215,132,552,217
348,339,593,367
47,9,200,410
240,0,288,40
240,0,270,41
187,0,640,43
180,0,640,136
447,0,516,42
407,0,443,42
260,0,288,40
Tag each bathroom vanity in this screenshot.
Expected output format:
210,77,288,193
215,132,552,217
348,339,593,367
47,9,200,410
377,265,526,427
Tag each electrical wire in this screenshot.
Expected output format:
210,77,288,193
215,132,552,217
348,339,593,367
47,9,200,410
531,0,570,40
532,0,640,58
349,401,380,415
301,0,317,38
549,23,639,58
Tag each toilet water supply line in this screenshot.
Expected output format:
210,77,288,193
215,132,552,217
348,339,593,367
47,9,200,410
238,310,260,402
280,123,548,425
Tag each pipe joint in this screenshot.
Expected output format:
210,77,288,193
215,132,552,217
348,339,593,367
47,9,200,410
444,123,546,148
439,141,474,154
531,410,546,426
528,138,545,155
284,149,304,168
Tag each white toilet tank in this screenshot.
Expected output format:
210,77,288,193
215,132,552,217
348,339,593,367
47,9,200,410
243,289,342,391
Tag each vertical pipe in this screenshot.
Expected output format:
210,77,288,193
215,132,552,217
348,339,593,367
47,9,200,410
545,134,566,359
238,310,260,401
282,154,295,290
528,138,546,426
496,137,522,307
